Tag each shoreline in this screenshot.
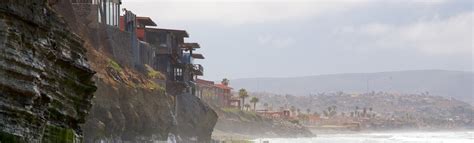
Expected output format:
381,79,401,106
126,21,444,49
311,128,474,135
212,129,474,141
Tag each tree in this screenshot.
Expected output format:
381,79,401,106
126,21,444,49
238,88,249,110
363,107,367,117
290,106,296,116
306,108,311,114
313,111,319,116
324,106,337,118
244,104,251,111
250,97,259,111
355,106,360,117
221,78,229,86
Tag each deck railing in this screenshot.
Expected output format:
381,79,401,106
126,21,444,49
71,0,99,4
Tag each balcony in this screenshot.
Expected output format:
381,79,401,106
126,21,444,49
193,64,204,76
71,0,99,4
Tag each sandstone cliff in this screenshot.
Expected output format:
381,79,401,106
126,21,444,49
213,107,313,139
176,93,218,142
0,0,96,142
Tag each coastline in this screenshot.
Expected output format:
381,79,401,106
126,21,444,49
212,128,474,142
250,130,474,143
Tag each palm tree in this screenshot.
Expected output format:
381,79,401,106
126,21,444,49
363,107,367,117
324,106,338,118
355,106,359,117
250,97,259,111
238,88,249,110
290,106,296,116
221,78,229,86
313,112,319,116
244,104,251,111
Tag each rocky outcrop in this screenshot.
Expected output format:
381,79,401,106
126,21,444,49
0,0,96,142
176,93,218,142
82,78,217,142
83,80,175,142
213,108,313,138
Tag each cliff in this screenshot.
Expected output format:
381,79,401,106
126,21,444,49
51,1,218,142
176,93,218,142
0,1,218,142
0,0,96,142
83,71,175,142
213,107,313,139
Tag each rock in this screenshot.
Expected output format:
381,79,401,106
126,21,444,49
176,93,218,142
0,0,96,142
83,80,175,142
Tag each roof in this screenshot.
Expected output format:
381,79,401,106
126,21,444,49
145,28,189,38
136,17,157,26
192,53,205,59
196,79,214,85
214,84,233,90
181,43,200,49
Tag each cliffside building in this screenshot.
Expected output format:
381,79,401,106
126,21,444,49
72,0,122,27
71,1,207,97
196,79,241,109
143,28,204,95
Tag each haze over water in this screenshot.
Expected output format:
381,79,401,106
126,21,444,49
254,131,474,143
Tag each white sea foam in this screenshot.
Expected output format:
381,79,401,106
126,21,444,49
254,131,474,143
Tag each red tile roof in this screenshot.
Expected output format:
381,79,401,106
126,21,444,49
196,79,214,85
214,84,233,90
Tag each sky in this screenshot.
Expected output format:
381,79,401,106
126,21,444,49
122,0,473,80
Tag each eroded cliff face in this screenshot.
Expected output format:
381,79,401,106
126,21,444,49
83,80,175,142
0,0,96,142
50,1,217,142
176,93,218,142
213,107,313,139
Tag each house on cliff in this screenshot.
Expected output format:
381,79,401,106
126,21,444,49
70,0,207,97
143,28,205,95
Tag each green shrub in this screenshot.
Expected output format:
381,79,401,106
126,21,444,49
107,59,122,72
144,64,165,79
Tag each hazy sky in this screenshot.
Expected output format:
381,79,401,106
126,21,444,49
122,0,473,80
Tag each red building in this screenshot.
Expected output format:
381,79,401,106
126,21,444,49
257,110,291,119
119,16,157,40
214,83,233,107
195,79,240,108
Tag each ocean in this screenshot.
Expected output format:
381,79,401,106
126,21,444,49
253,131,474,143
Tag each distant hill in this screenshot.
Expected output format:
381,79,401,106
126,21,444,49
231,70,474,104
